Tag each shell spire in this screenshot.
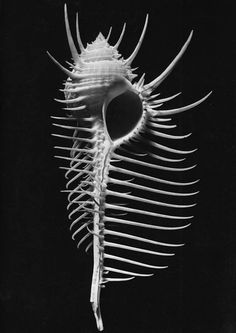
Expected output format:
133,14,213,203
96,32,106,41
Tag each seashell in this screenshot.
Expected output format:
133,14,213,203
48,4,212,331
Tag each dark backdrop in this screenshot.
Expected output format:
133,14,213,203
1,0,235,332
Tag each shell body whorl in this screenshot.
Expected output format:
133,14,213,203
49,4,211,331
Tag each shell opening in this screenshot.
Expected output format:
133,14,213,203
105,90,143,142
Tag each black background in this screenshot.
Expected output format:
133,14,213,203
1,0,236,332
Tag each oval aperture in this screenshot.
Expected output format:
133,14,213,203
105,90,143,141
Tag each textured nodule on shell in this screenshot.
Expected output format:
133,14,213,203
77,34,135,78
49,4,211,331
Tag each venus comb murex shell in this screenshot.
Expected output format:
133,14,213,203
48,4,212,331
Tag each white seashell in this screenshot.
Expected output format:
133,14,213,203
48,4,212,331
